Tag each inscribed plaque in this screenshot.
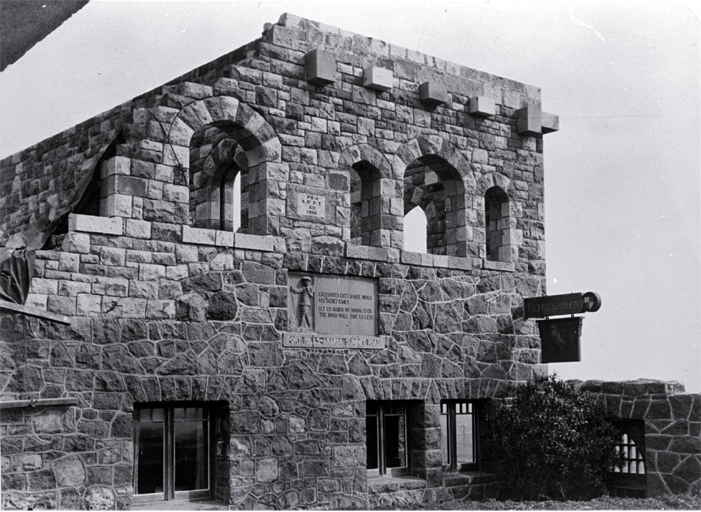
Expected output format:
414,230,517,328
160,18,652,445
288,274,377,336
297,193,326,219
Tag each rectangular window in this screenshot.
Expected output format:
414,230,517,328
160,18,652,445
133,404,213,503
609,419,647,498
441,401,478,470
367,401,408,476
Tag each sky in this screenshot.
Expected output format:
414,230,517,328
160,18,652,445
0,0,699,392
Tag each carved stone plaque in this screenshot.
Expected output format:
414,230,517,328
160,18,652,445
297,193,326,219
285,273,384,349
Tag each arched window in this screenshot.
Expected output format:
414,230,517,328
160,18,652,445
403,157,466,256
403,206,427,253
189,133,247,232
349,161,385,247
485,186,511,262
218,166,241,232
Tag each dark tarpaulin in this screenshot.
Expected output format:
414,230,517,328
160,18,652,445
0,247,35,304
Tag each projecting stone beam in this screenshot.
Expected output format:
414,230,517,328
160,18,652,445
515,106,559,135
304,49,337,86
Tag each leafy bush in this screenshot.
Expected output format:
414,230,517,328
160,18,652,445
483,375,621,501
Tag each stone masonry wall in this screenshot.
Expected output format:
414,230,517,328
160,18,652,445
1,12,553,511
1,234,545,509
573,379,701,496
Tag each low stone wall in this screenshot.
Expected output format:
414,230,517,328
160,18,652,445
572,379,701,496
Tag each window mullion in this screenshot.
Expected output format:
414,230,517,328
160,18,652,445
165,408,174,501
378,406,386,475
449,403,458,470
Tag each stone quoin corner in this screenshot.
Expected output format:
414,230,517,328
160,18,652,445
1,12,699,510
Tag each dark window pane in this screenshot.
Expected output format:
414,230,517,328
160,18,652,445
152,407,165,422
366,415,378,469
174,419,209,491
136,423,164,494
174,407,186,421
384,414,406,468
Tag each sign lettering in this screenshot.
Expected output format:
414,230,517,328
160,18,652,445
297,193,326,219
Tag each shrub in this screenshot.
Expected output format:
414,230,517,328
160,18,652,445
483,374,620,501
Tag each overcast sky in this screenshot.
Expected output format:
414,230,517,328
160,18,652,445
1,0,699,392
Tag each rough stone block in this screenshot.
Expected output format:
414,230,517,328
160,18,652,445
469,96,496,118
181,225,217,245
346,244,389,262
99,156,130,179
68,214,123,236
363,66,393,92
100,194,133,218
233,233,279,252
61,232,91,254
305,49,337,86
419,81,448,106
125,219,152,239
77,294,102,316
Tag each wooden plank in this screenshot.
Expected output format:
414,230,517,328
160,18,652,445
0,300,71,324
0,397,79,409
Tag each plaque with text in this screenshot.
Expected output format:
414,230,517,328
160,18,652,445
286,274,383,349
297,193,326,219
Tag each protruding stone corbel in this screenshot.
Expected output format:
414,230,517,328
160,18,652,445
469,96,495,118
304,49,337,86
515,106,559,135
363,66,393,92
419,81,448,106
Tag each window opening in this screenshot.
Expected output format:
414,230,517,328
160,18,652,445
133,404,212,503
608,419,647,498
218,169,241,232
485,186,510,262
614,433,645,475
403,206,428,253
367,401,408,476
441,400,478,470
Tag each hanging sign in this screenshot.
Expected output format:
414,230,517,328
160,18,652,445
523,291,601,319
538,317,583,363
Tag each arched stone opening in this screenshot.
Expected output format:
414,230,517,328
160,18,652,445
339,144,400,248
476,172,519,264
190,136,246,232
403,205,428,253
166,95,281,235
395,136,473,257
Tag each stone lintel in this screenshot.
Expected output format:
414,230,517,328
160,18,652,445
182,225,280,251
483,259,516,272
305,49,337,86
469,96,496,118
363,66,393,92
68,214,123,236
541,112,560,133
419,81,448,106
345,244,391,262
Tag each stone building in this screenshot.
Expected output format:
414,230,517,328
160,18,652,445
0,13,698,510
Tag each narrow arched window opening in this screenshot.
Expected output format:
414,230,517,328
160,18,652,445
403,206,428,254
349,161,384,247
219,168,241,232
485,186,510,262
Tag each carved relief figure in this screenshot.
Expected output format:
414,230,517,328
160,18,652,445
291,276,314,331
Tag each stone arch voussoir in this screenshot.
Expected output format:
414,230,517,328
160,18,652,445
476,172,515,200
168,95,281,166
338,143,392,178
